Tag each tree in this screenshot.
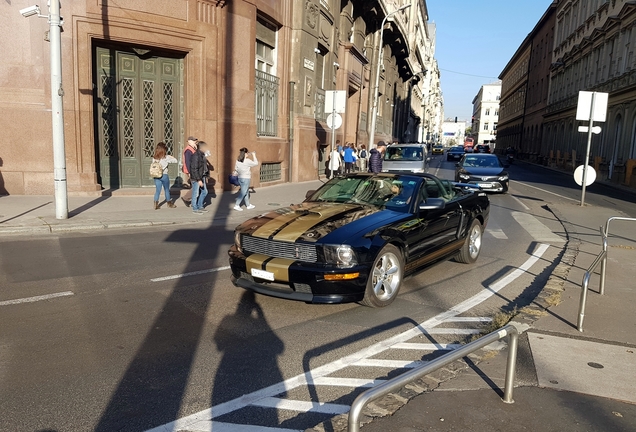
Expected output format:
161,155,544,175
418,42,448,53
465,126,472,136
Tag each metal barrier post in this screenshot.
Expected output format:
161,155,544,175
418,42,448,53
599,225,608,295
347,324,520,432
577,249,606,332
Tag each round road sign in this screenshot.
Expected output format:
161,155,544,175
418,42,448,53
574,165,597,186
326,113,342,130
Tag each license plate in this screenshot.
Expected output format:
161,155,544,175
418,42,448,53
251,268,275,281
478,183,493,188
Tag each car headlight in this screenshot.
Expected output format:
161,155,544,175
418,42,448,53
234,231,242,252
498,175,509,181
411,168,425,173
323,245,358,267
459,173,470,180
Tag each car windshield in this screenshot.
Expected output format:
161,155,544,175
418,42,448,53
450,147,464,152
307,175,418,212
384,146,423,161
462,156,502,168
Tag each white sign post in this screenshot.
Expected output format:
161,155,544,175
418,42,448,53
576,91,608,206
325,90,347,156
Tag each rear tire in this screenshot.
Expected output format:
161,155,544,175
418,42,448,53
361,244,404,308
456,219,482,264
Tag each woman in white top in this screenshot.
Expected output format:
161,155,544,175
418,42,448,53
234,147,258,211
153,142,178,209
328,148,341,178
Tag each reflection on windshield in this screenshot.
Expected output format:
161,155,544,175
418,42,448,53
463,156,502,168
308,176,417,212
384,147,423,161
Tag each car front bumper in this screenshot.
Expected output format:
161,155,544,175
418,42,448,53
228,245,368,304
460,179,508,193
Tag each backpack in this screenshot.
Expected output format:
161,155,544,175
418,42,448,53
149,160,163,178
360,150,367,158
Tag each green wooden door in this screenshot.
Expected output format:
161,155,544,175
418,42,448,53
95,47,182,188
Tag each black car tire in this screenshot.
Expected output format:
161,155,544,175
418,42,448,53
361,244,404,308
456,219,482,264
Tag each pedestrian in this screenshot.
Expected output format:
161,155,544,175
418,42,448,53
343,143,355,174
327,147,341,178
368,141,387,174
352,145,359,172
152,142,178,210
181,136,198,206
358,144,368,172
188,141,210,214
234,147,258,211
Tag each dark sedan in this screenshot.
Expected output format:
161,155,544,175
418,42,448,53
455,154,509,193
447,146,465,161
228,173,490,307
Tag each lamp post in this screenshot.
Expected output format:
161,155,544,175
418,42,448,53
20,1,68,219
368,3,411,149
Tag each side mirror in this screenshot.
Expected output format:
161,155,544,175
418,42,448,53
419,198,445,211
426,157,432,162
305,190,316,200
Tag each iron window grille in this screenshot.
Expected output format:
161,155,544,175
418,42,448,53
255,69,279,137
260,162,282,183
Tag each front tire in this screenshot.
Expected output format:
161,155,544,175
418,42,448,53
456,219,483,264
361,244,404,308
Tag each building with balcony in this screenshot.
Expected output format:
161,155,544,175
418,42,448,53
1,0,440,195
471,81,501,146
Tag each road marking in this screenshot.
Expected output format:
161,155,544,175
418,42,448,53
423,328,480,335
512,212,566,243
443,317,492,323
252,397,350,415
0,291,74,307
311,377,386,388
392,343,462,351
145,243,550,432
353,359,426,368
173,422,300,432
511,180,579,203
151,266,231,282
510,194,530,211
486,228,508,239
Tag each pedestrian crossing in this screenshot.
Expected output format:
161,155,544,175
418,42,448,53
146,316,499,432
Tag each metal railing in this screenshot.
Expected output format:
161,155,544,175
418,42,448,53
577,216,636,332
348,324,521,432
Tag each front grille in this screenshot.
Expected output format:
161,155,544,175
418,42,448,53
242,235,318,263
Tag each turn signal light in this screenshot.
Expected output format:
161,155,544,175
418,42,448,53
324,273,360,281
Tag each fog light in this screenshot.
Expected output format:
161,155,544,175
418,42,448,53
324,272,360,281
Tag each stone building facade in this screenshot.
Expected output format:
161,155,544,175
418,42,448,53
1,0,440,195
543,0,636,185
471,82,501,146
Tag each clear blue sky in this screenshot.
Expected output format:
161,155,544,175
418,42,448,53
427,0,553,121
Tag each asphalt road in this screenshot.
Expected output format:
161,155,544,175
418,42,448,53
1,157,630,432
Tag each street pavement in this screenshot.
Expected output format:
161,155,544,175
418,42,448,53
1,166,635,431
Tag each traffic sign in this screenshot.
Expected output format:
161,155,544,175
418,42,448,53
326,113,342,130
325,90,346,114
576,91,608,122
574,165,596,187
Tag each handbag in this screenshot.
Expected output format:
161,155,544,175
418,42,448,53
149,160,163,178
228,170,240,186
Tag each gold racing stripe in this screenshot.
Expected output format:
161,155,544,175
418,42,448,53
273,205,356,241
246,254,270,273
265,258,294,282
251,209,305,239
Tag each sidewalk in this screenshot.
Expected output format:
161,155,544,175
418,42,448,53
360,200,636,430
0,180,324,235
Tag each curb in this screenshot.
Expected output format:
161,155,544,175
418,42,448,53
305,203,582,432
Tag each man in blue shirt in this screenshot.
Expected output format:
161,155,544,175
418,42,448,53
343,143,355,173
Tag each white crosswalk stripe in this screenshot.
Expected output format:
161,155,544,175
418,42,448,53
174,421,301,432
252,397,350,415
353,359,427,368
311,377,386,387
392,342,462,351
486,228,508,239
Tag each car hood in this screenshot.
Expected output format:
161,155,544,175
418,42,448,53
235,201,408,244
460,167,505,176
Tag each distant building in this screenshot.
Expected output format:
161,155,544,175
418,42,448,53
441,120,466,147
472,82,501,145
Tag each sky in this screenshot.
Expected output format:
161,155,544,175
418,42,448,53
427,0,554,121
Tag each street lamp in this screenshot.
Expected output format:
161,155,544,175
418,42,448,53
369,3,412,149
20,1,68,219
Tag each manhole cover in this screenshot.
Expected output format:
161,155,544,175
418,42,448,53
587,362,604,369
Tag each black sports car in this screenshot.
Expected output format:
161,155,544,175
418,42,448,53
455,154,509,193
228,173,490,307
447,146,465,161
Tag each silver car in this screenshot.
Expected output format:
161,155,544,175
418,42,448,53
382,144,430,173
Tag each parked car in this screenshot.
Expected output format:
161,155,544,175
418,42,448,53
228,173,490,307
455,154,509,193
447,146,465,161
432,145,444,155
382,143,429,173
